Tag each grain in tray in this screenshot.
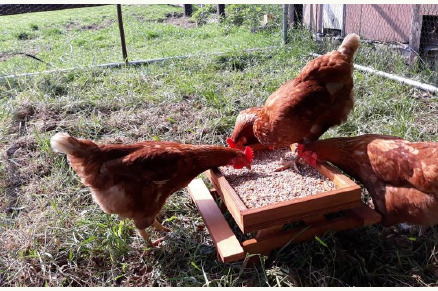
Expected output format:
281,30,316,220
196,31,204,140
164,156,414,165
220,148,336,209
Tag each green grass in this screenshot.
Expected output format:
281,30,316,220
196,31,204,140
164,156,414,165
0,4,285,76
1,4,438,287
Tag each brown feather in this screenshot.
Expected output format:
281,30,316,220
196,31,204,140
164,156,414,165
304,134,438,226
51,133,250,230
228,34,360,148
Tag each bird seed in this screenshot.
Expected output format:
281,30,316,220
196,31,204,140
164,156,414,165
220,148,336,209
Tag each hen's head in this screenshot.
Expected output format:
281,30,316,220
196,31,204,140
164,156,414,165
227,107,263,150
231,146,254,170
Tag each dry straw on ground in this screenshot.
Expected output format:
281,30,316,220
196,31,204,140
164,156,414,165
220,148,336,209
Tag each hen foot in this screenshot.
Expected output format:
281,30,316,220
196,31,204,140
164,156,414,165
274,143,301,172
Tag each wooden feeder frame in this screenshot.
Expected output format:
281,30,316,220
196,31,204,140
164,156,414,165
188,147,381,263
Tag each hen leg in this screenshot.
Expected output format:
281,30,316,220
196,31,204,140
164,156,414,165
138,219,171,247
150,219,171,246
274,143,301,172
153,219,170,232
138,229,154,246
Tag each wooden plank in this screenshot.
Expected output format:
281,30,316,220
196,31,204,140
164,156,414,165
303,214,327,225
187,178,245,263
347,205,382,225
205,169,247,231
241,185,361,233
255,225,284,240
206,153,362,234
315,162,358,189
242,215,361,255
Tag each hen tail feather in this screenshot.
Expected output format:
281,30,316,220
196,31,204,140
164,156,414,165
51,132,98,157
338,33,360,62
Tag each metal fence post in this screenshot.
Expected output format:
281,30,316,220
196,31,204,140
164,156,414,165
117,4,128,64
184,4,192,17
283,4,288,44
217,4,225,20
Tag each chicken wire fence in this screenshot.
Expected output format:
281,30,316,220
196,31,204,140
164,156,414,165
0,4,104,15
0,4,437,86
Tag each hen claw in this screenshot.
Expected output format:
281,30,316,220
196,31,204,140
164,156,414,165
153,220,170,233
152,236,166,246
274,157,301,173
138,219,171,247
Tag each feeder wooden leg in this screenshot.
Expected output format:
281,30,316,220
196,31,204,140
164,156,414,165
255,225,284,240
245,225,285,257
243,215,361,255
188,179,245,263
210,188,227,213
210,188,219,200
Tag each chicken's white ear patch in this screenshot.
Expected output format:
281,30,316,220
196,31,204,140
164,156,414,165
326,82,344,96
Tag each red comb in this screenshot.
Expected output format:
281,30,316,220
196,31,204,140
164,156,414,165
226,137,236,148
244,146,254,163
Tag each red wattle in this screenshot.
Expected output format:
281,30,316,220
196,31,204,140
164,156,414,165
244,146,254,163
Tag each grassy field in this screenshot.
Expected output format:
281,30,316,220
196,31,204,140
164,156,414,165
0,5,283,76
1,4,438,287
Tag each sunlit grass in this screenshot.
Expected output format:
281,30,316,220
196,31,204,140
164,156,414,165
1,3,438,287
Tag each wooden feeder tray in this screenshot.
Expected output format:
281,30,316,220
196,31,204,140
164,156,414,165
188,146,381,263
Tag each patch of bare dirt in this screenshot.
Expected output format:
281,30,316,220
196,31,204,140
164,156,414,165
2,135,38,214
8,102,35,135
101,99,208,144
131,11,196,28
2,101,73,216
8,101,74,135
165,15,196,28
0,53,10,62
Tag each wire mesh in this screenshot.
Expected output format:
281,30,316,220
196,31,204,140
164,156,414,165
0,5,123,76
0,4,104,16
0,4,286,77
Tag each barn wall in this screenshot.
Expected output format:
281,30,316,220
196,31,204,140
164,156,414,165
345,4,412,43
300,4,438,46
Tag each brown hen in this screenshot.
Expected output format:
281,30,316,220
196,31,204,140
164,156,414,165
302,134,438,226
227,34,360,168
51,132,253,246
